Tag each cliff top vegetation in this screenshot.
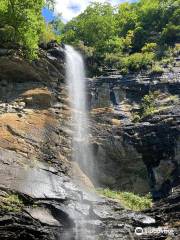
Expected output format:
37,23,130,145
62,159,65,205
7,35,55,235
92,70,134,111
0,0,179,72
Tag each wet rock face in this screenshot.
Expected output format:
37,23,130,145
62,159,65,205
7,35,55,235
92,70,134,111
89,69,180,196
124,121,179,199
1,161,178,240
91,126,150,193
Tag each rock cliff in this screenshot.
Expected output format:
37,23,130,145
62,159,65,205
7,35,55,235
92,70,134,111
0,47,179,239
89,67,180,198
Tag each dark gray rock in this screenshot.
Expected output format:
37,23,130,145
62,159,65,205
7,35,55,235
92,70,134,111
88,65,180,197
0,48,11,56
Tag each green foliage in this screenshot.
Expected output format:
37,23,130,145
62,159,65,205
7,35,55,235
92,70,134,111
141,91,160,117
40,22,59,45
133,91,160,122
76,41,95,57
0,0,178,64
116,2,138,37
0,0,45,59
62,0,179,74
105,52,122,68
161,23,180,45
62,2,115,53
133,91,179,122
122,30,134,53
150,64,164,75
142,43,157,53
0,194,24,212
0,24,15,43
50,14,65,35
132,112,141,123
105,51,154,73
97,188,152,211
123,52,154,72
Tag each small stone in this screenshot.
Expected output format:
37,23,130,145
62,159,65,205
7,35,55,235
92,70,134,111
0,103,6,108
7,105,13,112
19,102,26,108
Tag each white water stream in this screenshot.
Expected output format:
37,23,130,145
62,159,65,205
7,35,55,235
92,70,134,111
65,45,95,182
65,45,96,239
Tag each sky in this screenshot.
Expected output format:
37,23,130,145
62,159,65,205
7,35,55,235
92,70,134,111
43,0,136,23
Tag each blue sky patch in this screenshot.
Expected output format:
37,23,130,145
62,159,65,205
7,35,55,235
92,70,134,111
42,8,54,22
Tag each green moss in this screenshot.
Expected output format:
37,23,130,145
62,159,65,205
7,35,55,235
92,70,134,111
97,188,152,211
167,95,179,103
132,92,179,123
141,91,159,116
132,92,158,122
150,64,164,75
132,112,141,123
0,194,24,212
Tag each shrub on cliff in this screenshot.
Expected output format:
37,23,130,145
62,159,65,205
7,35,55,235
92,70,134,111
123,52,155,72
0,194,24,212
150,64,164,75
97,189,152,211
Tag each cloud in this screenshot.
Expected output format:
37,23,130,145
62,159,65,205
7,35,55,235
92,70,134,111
54,0,132,22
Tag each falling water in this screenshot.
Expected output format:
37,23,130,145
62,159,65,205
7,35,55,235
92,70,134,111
65,45,96,239
65,45,95,182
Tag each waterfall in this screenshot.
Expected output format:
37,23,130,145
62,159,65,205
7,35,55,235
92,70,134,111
65,45,96,239
65,45,95,184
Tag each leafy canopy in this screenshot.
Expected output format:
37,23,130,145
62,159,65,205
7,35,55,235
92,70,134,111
0,0,63,59
62,0,180,73
0,0,179,65
0,0,46,58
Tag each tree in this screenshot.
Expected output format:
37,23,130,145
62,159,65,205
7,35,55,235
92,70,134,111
61,0,179,73
50,14,64,35
62,2,116,53
0,0,44,58
159,0,180,45
40,22,57,45
116,2,138,37
161,23,180,45
0,0,178,64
